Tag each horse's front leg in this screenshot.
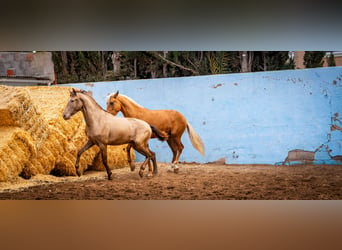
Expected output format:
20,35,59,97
75,140,95,176
99,143,112,180
126,144,135,171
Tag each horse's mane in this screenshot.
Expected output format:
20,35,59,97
76,90,109,113
108,92,144,109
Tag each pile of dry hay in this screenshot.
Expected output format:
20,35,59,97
0,85,134,182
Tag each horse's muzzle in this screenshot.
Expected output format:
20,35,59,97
63,114,70,120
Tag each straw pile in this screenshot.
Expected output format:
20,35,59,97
0,85,134,182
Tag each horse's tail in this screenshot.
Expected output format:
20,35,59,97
186,123,205,156
150,125,169,141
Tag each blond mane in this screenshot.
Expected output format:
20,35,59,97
108,92,144,109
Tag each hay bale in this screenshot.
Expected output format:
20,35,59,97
0,87,16,126
0,86,21,127
0,161,7,182
0,85,135,182
51,158,77,177
20,161,40,180
0,109,16,126
0,127,35,181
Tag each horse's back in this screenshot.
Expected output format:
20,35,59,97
141,109,187,132
165,109,186,124
108,115,150,133
126,117,151,130
126,117,152,141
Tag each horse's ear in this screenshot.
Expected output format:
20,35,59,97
70,88,77,96
113,91,119,98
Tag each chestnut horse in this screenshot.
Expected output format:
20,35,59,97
107,91,205,173
63,88,167,180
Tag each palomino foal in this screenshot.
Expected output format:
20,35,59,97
107,91,205,173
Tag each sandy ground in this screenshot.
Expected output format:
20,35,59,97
0,163,341,200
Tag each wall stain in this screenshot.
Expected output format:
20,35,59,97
212,83,223,88
232,151,239,159
283,149,315,165
208,157,227,165
331,113,342,132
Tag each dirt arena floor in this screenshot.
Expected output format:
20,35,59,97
0,163,341,200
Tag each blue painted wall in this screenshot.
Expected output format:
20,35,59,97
66,67,342,165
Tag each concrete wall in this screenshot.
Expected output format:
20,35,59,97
66,67,342,165
0,52,55,81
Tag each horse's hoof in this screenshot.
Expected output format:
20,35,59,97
139,170,144,178
76,169,81,177
108,172,113,180
171,163,179,174
130,166,135,172
147,173,153,178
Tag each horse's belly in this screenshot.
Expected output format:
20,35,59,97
107,136,131,145
106,130,131,145
88,129,130,146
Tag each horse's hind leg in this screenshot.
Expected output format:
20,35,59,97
167,139,178,164
132,143,155,178
147,161,153,177
98,143,112,180
151,150,157,175
126,144,135,171
75,140,95,176
138,154,151,178
147,149,157,177
166,137,183,173
144,144,157,177
173,136,184,164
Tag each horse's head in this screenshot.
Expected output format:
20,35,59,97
63,88,84,120
106,91,121,116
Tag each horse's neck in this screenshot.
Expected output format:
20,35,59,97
120,96,147,117
80,95,104,128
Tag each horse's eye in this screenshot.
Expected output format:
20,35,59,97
70,100,74,103
110,102,114,106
